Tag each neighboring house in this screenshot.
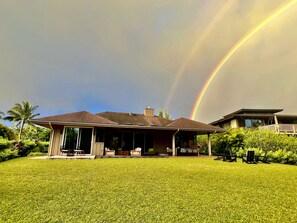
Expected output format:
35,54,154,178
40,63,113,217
32,107,224,157
210,108,297,135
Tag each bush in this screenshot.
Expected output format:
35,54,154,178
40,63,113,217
0,138,12,151
0,123,15,140
0,149,18,162
11,140,49,157
36,141,49,153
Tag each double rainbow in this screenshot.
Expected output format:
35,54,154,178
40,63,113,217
190,0,297,120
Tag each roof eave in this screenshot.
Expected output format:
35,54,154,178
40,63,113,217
31,120,224,133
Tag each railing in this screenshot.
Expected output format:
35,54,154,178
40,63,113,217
259,124,297,135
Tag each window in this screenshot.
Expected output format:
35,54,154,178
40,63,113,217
245,119,262,127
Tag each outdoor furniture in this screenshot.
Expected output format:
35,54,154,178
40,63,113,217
256,155,271,164
242,150,257,164
130,147,142,156
105,148,115,156
167,147,172,156
214,153,225,160
74,149,85,155
60,146,68,155
223,154,237,162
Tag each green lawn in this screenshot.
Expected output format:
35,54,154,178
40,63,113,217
1,157,297,223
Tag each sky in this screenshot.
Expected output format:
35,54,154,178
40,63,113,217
1,0,297,124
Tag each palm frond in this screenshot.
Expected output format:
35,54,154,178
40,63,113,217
6,101,40,140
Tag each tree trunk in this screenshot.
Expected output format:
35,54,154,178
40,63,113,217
19,120,24,141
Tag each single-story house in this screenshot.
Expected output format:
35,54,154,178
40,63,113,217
210,108,297,135
32,107,224,157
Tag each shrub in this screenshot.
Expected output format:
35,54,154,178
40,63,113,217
0,138,12,151
11,140,49,157
0,123,15,140
0,149,18,162
36,141,49,153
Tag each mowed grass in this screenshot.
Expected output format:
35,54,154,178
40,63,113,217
1,157,297,223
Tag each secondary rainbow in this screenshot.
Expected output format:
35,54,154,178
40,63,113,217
164,0,236,110
190,0,297,120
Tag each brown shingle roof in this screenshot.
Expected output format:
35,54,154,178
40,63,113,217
32,110,223,133
168,117,224,132
97,112,172,126
33,111,116,125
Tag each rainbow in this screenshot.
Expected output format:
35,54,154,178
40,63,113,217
164,0,236,110
190,0,297,120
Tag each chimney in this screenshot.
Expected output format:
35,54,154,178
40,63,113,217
144,107,154,117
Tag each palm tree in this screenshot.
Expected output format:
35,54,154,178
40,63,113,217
5,101,40,140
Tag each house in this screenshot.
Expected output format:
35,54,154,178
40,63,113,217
32,107,224,157
210,108,297,135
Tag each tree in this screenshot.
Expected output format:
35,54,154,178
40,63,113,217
4,101,40,140
22,125,50,141
158,108,172,120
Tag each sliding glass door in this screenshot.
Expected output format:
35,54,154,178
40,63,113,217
63,127,79,150
63,127,93,154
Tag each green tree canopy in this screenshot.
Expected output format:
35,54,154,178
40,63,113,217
5,101,40,140
21,125,50,141
158,108,172,120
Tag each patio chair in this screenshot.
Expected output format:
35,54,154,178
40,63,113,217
256,154,271,164
105,148,115,156
223,153,237,162
242,150,257,164
74,148,85,155
130,147,142,156
167,147,172,156
60,145,69,155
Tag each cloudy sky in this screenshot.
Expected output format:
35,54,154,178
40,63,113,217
1,0,297,123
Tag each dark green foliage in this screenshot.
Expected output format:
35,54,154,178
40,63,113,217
0,139,48,162
197,128,245,154
0,138,12,151
0,139,18,161
0,149,18,162
11,140,49,157
0,123,15,140
198,128,297,165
